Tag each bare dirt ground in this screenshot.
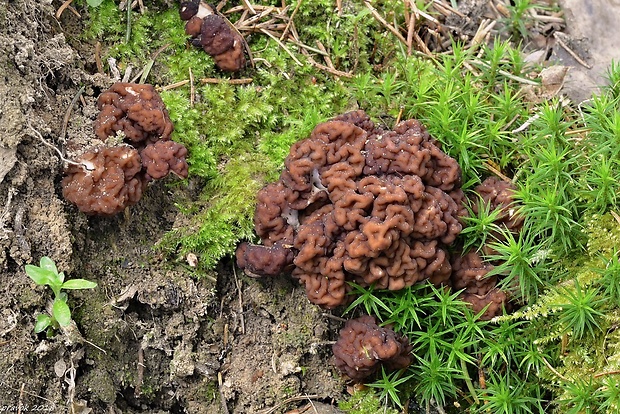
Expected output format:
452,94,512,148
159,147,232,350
0,0,619,413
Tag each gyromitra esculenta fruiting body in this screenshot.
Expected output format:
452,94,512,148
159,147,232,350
62,145,147,216
449,177,522,320
451,249,508,320
332,315,412,381
94,82,174,145
179,0,246,72
62,83,188,216
236,110,464,308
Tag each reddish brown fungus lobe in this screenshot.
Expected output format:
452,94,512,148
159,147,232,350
62,82,188,216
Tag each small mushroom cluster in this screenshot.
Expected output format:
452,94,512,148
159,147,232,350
332,315,412,381
450,176,523,320
236,110,464,309
179,0,246,72
62,82,188,216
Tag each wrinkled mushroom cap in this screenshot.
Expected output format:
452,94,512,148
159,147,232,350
238,111,464,308
94,82,174,145
62,145,147,216
332,315,412,381
140,140,189,180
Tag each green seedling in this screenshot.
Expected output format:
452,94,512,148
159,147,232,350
25,256,97,334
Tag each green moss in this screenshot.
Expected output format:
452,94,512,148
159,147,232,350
339,389,399,414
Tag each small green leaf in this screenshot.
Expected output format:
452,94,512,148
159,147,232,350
86,0,104,7
61,279,97,290
34,314,51,333
40,256,58,274
24,265,54,286
52,298,72,327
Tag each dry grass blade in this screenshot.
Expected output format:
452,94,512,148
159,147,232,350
202,77,254,84
364,1,407,45
261,28,303,66
56,0,80,19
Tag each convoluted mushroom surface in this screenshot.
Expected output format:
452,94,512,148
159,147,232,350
179,0,246,72
451,249,507,320
62,146,147,216
332,315,412,381
94,82,174,145
236,110,464,308
62,83,188,216
473,177,522,229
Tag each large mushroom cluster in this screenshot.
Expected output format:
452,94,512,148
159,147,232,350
237,111,524,381
236,110,464,309
62,82,189,216
179,0,246,72
450,176,523,320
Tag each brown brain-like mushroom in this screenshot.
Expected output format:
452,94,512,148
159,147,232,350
94,82,174,145
472,176,523,233
235,242,295,277
332,315,413,381
236,111,464,308
63,83,188,216
62,145,147,216
140,140,189,180
179,1,246,72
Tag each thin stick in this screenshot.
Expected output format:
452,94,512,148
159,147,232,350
470,59,539,85
315,41,334,69
258,394,321,414
160,80,190,91
303,55,353,78
471,19,496,49
364,1,407,46
553,33,592,69
84,337,107,354
484,160,512,183
125,0,132,44
408,0,441,24
232,266,245,335
261,28,303,66
28,126,86,168
95,42,103,74
56,0,80,19
218,372,230,414
286,39,328,55
433,0,464,17
394,106,404,127
201,77,254,84
17,383,24,414
189,67,195,107
542,355,569,381
321,313,347,323
406,2,415,56
61,86,85,140
594,370,620,379
280,0,302,41
241,0,257,14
